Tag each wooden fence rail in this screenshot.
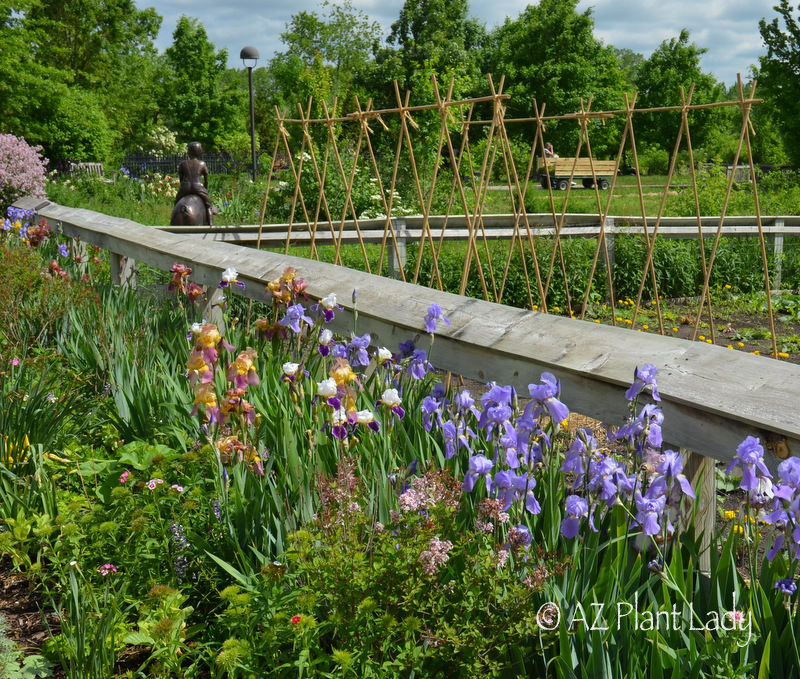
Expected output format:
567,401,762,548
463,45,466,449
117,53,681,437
163,214,800,288
16,196,800,568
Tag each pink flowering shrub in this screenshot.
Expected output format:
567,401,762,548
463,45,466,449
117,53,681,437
0,134,48,211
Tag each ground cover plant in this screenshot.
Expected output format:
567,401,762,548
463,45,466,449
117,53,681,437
1,205,800,677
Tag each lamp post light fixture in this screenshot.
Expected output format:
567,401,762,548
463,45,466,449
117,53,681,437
240,46,260,182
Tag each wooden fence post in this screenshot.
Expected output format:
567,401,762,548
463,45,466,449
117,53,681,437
681,448,716,574
388,218,408,280
774,219,785,290
204,287,227,332
109,252,137,288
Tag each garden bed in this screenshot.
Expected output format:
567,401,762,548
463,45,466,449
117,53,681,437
2,205,800,678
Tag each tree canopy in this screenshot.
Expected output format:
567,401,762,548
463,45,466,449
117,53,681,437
759,0,800,164
0,0,788,166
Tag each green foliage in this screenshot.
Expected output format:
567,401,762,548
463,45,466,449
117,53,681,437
0,0,163,162
278,0,382,108
633,29,726,154
485,0,626,155
40,88,117,163
759,0,800,165
163,16,248,151
0,614,54,678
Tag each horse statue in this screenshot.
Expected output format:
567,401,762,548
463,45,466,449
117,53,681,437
170,142,216,226
170,194,212,226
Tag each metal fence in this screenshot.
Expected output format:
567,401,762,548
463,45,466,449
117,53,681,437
121,152,261,178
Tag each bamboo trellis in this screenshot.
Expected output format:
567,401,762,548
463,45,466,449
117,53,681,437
254,74,780,358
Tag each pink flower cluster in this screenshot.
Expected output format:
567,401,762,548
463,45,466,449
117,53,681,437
0,134,47,208
419,536,453,576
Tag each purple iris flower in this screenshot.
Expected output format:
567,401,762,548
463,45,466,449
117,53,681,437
331,343,348,359
424,304,451,334
478,383,515,432
587,454,624,505
348,333,372,367
493,470,519,509
58,243,69,257
279,303,314,333
398,339,415,358
453,389,480,419
462,454,494,492
726,436,772,492
625,364,661,402
421,395,443,432
561,495,589,538
634,490,667,535
656,449,696,498
514,474,541,514
441,419,475,460
524,373,569,424
407,349,432,379
775,578,798,596
773,457,800,501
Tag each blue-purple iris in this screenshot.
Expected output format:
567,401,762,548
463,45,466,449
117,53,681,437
424,304,451,334
725,436,772,492
561,495,589,538
524,373,569,425
348,333,372,367
625,364,661,402
462,454,493,492
279,303,314,333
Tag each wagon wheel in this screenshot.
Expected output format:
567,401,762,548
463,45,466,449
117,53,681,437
599,179,610,190
557,179,569,191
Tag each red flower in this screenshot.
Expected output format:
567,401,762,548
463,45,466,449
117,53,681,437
291,615,301,624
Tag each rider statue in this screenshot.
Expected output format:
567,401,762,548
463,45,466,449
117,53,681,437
175,142,214,226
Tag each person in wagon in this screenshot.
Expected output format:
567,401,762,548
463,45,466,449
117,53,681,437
175,141,214,226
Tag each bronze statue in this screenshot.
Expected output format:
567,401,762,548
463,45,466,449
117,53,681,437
171,142,214,226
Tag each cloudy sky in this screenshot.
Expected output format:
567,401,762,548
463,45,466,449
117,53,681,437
150,0,782,88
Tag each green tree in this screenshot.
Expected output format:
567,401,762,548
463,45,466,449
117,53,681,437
0,0,163,163
378,0,486,103
484,0,626,155
279,0,380,104
758,0,800,164
633,29,726,157
163,16,248,151
615,48,644,90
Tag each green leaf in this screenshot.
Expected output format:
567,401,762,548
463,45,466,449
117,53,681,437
122,631,154,646
758,632,771,679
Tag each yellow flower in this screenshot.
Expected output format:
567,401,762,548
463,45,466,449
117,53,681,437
642,324,649,330
727,344,733,349
2,434,30,464
699,335,705,341
778,352,790,359
330,358,357,386
724,510,736,520
737,342,744,348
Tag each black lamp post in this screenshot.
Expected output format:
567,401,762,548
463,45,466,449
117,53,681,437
240,46,260,182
